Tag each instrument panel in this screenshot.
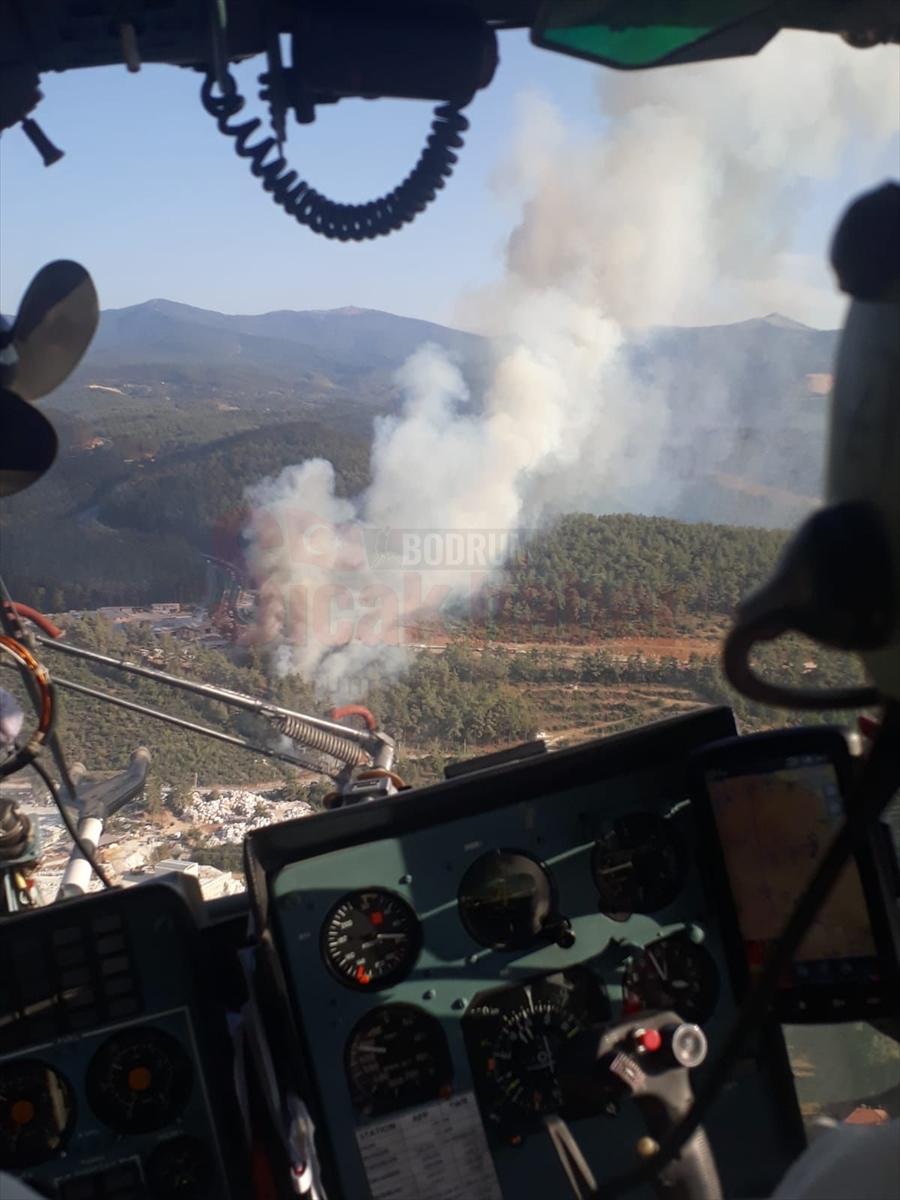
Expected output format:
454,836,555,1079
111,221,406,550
0,877,247,1199
247,707,805,1200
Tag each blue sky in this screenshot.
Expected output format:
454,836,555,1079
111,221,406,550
1,30,896,328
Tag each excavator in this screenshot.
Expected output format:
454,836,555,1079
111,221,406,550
0,4,898,1199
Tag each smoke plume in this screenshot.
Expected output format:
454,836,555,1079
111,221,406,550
245,32,899,700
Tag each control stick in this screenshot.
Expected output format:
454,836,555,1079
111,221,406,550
556,1010,723,1200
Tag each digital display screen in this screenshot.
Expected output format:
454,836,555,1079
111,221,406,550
707,755,878,988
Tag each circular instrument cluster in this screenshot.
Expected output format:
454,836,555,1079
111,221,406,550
322,888,422,991
329,816,714,1130
462,968,610,1136
86,1027,193,1134
345,1003,453,1117
622,932,719,1025
457,850,561,951
591,812,687,917
0,1060,75,1169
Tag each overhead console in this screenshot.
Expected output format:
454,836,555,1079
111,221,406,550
246,706,805,1200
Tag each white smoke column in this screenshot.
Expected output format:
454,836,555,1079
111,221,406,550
246,32,898,699
245,310,623,700
367,295,623,529
480,32,900,518
496,34,898,328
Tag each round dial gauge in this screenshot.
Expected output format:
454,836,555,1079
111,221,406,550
622,934,719,1025
86,1027,193,1133
591,812,686,916
462,968,612,1136
458,850,558,951
322,889,422,990
489,997,584,1118
0,1060,75,1169
345,1003,453,1117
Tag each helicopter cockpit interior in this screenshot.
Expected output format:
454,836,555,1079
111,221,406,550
1,4,899,1200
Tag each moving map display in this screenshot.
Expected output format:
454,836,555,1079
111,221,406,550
707,758,878,987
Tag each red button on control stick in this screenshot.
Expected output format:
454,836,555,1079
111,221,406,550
639,1028,662,1052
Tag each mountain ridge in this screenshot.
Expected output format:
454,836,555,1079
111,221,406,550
54,301,839,526
98,297,833,332
76,299,839,399
81,299,489,395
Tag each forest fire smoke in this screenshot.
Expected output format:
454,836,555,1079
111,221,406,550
244,32,898,700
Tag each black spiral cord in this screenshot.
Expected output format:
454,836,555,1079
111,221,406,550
201,71,469,242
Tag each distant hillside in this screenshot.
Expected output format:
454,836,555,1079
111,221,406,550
627,314,836,525
2,302,840,609
1,416,370,610
94,299,483,360
53,301,836,431
76,299,487,391
496,512,787,635
97,419,371,553
49,303,839,523
630,314,836,423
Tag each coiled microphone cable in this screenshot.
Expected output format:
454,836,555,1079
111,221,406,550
201,70,469,242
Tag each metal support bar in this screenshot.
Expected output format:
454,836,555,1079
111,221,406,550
35,634,376,749
51,675,335,774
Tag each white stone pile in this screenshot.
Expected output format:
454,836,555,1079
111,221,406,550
182,788,270,823
182,788,314,846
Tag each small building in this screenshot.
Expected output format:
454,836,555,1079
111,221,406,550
98,606,135,621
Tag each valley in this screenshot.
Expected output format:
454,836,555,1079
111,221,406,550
1,298,863,889
1,301,837,612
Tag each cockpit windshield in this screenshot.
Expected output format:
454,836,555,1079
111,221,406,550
2,27,897,885
1,24,898,1156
